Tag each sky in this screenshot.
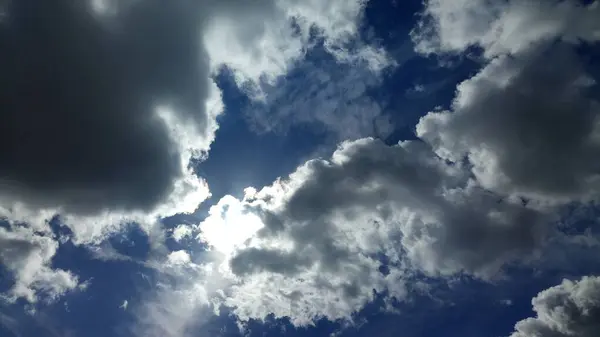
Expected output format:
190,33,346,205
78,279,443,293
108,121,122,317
1,0,600,337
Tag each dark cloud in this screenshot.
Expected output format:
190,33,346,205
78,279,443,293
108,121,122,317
510,276,600,337
0,0,211,215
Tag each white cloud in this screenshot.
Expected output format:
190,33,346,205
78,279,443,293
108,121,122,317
245,54,393,141
203,0,394,141
203,0,390,90
510,276,600,337
182,138,550,326
0,226,79,303
412,0,600,58
416,8,600,204
167,250,192,266
171,224,195,242
1,0,389,306
125,0,600,334
197,195,264,258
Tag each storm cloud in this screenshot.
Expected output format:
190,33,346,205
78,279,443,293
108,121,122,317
0,0,213,216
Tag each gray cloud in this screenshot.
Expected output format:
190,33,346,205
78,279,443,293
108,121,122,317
241,138,549,279
417,33,600,204
0,0,212,215
203,138,551,324
510,276,600,337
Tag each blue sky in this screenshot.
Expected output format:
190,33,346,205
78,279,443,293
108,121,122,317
2,1,600,337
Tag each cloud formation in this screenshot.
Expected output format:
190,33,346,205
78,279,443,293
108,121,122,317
0,226,79,303
415,0,600,204
245,51,394,141
417,44,600,203
412,0,600,58
196,138,550,325
186,0,600,327
510,276,600,337
4,0,600,335
0,0,386,305
0,0,217,244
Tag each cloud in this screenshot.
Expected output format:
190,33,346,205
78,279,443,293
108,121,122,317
125,0,600,332
416,3,600,204
203,0,394,141
130,251,230,337
0,226,79,303
245,51,394,141
1,0,386,305
171,224,195,243
193,138,551,325
0,0,217,245
411,0,600,58
203,0,390,90
509,276,600,337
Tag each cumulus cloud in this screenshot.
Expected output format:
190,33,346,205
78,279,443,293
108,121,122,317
418,44,600,203
412,0,600,58
171,224,195,243
415,1,600,204
1,0,388,305
191,138,551,325
191,0,600,319
203,0,393,141
131,0,600,332
510,276,600,337
0,0,217,245
0,226,79,303
203,0,390,90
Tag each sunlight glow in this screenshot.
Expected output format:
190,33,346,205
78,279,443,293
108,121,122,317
198,195,264,256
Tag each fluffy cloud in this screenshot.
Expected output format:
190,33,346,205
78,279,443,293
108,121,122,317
132,0,600,332
0,226,79,303
412,0,600,58
510,276,600,337
416,1,600,204
194,138,551,325
0,0,385,233
202,0,393,141
192,2,600,324
0,0,387,305
203,0,389,90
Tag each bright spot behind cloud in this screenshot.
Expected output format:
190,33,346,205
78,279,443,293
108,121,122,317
198,195,264,256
